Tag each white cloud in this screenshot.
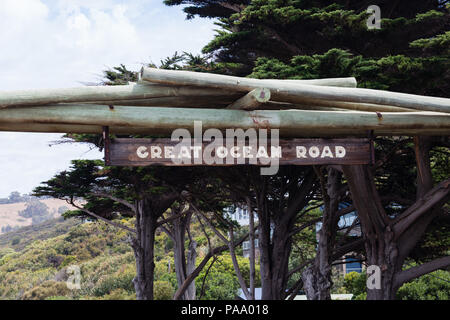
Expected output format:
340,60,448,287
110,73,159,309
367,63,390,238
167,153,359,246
0,0,216,197
0,0,216,89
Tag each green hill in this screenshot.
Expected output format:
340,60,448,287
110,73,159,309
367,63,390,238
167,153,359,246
0,215,255,300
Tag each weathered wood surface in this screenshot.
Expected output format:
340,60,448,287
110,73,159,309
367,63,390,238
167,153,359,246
107,138,371,166
0,83,237,108
283,99,417,113
141,68,358,88
0,76,356,108
0,122,447,137
227,88,271,110
140,67,450,113
0,105,449,136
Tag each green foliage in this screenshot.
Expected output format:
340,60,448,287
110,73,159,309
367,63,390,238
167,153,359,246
154,280,175,300
19,198,52,225
196,254,260,300
397,270,450,300
344,271,367,299
166,0,450,78
11,237,20,246
22,280,71,300
92,265,136,297
103,64,138,86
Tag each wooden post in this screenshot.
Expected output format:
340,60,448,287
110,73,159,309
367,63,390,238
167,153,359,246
103,126,111,166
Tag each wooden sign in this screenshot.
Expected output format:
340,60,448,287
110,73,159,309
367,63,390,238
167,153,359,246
105,136,373,167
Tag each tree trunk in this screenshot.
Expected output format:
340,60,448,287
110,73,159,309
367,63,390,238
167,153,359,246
163,209,197,300
256,170,316,300
302,167,341,300
132,198,157,300
185,240,197,300
342,164,400,300
342,136,450,300
248,198,256,300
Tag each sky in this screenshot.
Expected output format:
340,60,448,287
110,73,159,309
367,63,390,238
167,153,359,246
0,0,216,198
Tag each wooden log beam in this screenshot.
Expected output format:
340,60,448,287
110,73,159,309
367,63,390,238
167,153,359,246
85,95,240,108
285,99,417,113
80,96,415,112
227,88,271,110
82,96,415,112
0,105,449,136
0,83,237,108
140,68,358,88
140,67,450,113
1,122,448,137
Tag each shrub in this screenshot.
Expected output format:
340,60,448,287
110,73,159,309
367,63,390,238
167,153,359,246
397,270,450,300
154,280,174,300
61,256,77,268
344,271,367,299
22,281,71,300
92,267,135,297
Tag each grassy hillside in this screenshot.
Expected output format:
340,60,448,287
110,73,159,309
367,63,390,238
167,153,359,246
0,217,80,251
0,215,255,300
0,198,76,234
0,213,447,300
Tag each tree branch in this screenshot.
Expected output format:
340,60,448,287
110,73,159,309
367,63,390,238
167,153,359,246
173,232,249,300
70,202,136,234
393,178,450,238
90,191,136,212
394,256,450,288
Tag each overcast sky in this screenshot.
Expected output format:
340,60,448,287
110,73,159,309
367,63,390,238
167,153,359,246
0,0,216,198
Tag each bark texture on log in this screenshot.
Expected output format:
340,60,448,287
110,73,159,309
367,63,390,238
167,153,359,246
140,67,450,113
141,68,358,88
1,105,449,137
227,88,271,110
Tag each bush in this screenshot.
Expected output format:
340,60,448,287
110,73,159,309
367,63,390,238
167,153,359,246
61,256,78,268
92,267,135,297
22,281,71,300
154,280,174,300
344,272,367,299
397,270,450,300
102,288,136,300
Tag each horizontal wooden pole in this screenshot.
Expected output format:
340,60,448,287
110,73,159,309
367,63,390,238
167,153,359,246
0,105,448,136
0,122,450,137
282,98,417,113
0,76,356,109
1,122,448,137
82,96,416,112
140,67,450,113
0,83,238,108
140,68,358,88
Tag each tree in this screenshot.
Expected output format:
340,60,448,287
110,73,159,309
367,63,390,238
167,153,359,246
164,0,450,300
8,191,23,203
165,1,449,92
342,136,450,299
19,198,51,225
159,202,198,300
33,160,199,300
